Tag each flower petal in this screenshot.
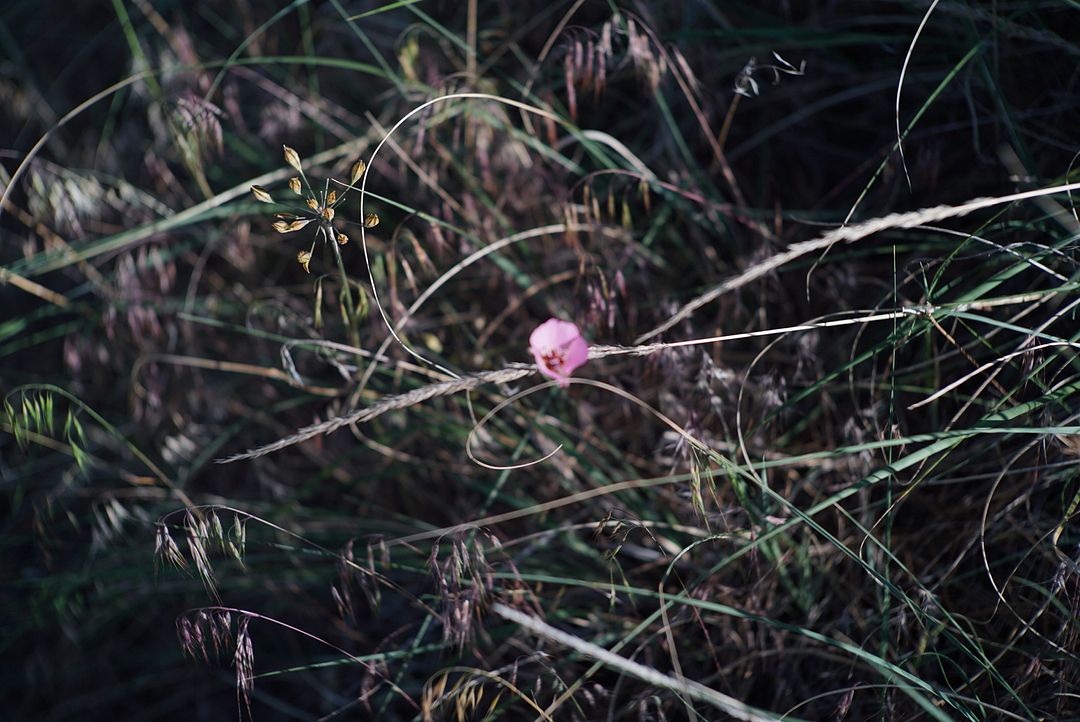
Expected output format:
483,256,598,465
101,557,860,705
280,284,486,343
529,318,588,387
529,318,578,350
562,333,589,369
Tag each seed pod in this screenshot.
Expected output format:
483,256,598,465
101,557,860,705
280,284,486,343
326,190,337,206
364,213,380,228
296,250,312,273
306,198,319,211
273,219,310,233
283,145,302,172
288,177,302,195
321,207,335,221
336,233,349,246
350,159,366,184
250,185,273,203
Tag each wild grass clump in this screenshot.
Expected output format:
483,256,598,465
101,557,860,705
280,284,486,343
3,1,1080,720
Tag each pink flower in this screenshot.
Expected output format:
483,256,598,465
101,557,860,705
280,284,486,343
529,318,589,387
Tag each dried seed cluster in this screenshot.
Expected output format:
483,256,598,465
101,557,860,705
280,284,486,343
250,147,379,273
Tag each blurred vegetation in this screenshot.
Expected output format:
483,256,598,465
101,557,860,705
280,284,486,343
3,1,1080,720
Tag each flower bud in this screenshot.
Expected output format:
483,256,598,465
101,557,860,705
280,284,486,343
283,145,302,172
350,159,366,184
250,185,272,203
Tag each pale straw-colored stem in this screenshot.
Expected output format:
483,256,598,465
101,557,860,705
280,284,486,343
636,181,1080,343
491,602,791,722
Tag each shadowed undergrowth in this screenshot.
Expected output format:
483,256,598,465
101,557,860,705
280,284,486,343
3,1,1080,720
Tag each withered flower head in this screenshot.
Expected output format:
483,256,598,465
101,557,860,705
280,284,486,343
251,141,381,274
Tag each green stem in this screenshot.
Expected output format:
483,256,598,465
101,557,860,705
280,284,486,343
330,231,360,350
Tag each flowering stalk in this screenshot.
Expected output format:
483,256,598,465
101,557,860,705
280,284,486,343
250,146,375,347
329,230,359,348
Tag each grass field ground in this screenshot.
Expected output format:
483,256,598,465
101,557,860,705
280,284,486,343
3,1,1080,720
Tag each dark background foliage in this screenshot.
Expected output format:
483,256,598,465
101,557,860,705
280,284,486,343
3,1,1080,720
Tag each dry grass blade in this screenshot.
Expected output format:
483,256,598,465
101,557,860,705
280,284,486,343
491,603,796,722
217,366,536,463
222,307,924,464
638,181,1080,342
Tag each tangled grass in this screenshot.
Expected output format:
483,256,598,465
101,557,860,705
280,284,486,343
3,1,1080,720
